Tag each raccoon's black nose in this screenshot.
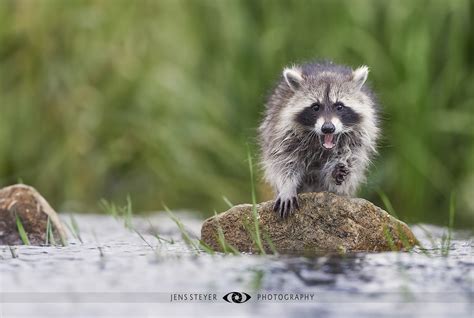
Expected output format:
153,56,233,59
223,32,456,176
321,122,335,134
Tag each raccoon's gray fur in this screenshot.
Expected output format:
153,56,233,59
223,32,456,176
258,61,380,218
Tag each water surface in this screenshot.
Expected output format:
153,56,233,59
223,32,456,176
1,213,472,317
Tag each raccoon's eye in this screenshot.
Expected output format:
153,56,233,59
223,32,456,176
334,102,345,111
311,102,321,112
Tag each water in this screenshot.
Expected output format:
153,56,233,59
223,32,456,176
0,213,472,317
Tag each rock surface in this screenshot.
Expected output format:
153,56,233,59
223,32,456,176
201,192,418,254
0,184,67,245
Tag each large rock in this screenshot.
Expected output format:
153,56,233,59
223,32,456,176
201,192,418,254
0,184,67,245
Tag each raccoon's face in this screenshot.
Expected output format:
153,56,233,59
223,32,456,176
280,65,373,150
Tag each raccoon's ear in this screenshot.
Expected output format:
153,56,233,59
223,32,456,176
352,65,369,90
283,67,303,91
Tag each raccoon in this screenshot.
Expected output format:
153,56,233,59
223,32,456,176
258,61,380,218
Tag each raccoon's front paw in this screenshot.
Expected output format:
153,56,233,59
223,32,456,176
332,163,350,185
273,196,299,219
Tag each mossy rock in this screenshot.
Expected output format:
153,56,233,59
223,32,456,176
201,192,418,254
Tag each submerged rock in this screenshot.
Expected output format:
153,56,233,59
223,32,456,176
201,192,418,254
0,184,67,245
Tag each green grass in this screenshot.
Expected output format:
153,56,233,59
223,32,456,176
100,196,197,253
222,196,234,209
45,216,50,245
100,195,133,230
247,146,266,254
377,190,398,218
379,189,459,257
441,193,456,256
262,230,278,255
382,225,397,252
45,215,69,246
45,216,55,245
216,225,239,255
133,228,158,254
209,146,272,255
206,147,277,255
212,210,239,255
15,213,30,245
147,219,174,245
0,1,471,229
101,197,174,253
163,205,213,254
67,214,83,243
378,190,416,251
415,224,437,250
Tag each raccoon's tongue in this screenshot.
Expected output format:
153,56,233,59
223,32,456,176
323,134,335,149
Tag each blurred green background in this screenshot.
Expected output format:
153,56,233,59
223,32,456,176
0,0,473,228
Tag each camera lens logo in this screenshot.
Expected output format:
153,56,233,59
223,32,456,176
223,292,251,304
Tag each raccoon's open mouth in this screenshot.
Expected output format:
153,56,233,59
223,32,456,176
322,134,336,150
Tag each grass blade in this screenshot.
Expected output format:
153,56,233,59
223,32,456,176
377,190,398,218
247,145,265,255
442,192,456,256
164,205,200,253
45,216,50,245
222,196,234,209
15,213,30,245
69,214,83,243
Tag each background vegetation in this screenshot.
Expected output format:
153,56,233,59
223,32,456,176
0,0,472,227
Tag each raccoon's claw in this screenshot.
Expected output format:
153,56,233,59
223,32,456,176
273,196,299,219
333,163,350,185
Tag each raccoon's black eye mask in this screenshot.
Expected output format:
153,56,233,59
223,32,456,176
295,102,361,128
